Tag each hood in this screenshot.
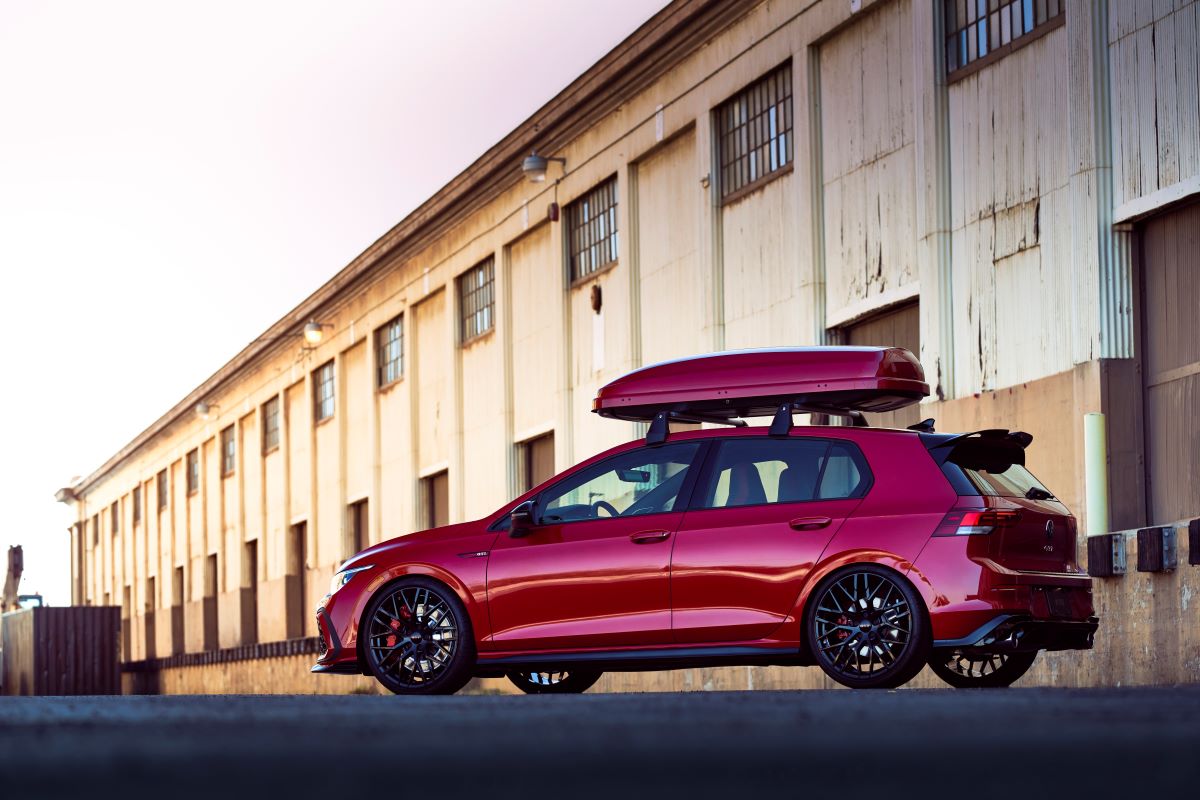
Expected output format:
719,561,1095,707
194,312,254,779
338,520,490,571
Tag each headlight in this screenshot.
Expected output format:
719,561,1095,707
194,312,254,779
328,564,373,596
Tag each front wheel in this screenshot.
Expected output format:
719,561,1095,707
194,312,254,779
506,669,602,694
806,565,930,689
362,577,475,695
928,649,1037,688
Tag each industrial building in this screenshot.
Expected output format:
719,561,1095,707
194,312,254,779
58,0,1199,691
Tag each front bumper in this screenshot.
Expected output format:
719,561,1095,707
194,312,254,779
311,606,363,675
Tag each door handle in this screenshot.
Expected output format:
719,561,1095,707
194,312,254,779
789,516,832,531
630,530,671,544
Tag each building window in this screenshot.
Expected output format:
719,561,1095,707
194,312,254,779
567,177,618,282
111,501,120,535
220,426,236,476
186,449,200,495
458,258,495,343
375,315,403,387
945,0,1064,80
156,470,168,511
92,514,99,546
313,361,335,422
262,396,280,454
517,433,555,494
132,486,142,525
423,471,450,529
716,62,793,203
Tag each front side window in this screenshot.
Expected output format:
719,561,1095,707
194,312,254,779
699,438,871,509
375,314,403,387
313,361,335,421
220,426,236,476
567,177,618,283
458,259,494,343
716,62,793,202
536,443,700,524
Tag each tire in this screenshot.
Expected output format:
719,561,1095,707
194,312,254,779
928,649,1037,688
506,669,602,695
805,564,930,689
362,577,475,695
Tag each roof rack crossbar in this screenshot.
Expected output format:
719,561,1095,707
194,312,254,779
771,402,870,437
645,410,747,446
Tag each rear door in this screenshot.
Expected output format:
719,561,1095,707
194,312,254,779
670,435,870,643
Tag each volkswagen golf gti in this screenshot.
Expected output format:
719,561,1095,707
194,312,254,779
312,347,1098,694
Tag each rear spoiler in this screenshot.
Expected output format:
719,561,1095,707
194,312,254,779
920,429,1033,467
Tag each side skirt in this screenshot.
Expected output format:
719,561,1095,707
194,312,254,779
475,644,808,676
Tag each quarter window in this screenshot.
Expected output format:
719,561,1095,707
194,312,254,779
698,438,870,509
375,314,403,387
313,361,335,422
716,62,793,202
536,443,700,524
262,396,280,453
567,177,618,283
458,259,494,343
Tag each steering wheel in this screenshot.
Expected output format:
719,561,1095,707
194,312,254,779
591,500,620,518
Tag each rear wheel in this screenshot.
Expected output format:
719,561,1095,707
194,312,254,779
506,669,602,694
806,565,930,689
362,577,475,695
928,649,1037,688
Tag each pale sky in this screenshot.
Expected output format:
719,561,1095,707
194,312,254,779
0,0,668,605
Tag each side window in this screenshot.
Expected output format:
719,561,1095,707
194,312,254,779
536,443,700,524
699,438,870,509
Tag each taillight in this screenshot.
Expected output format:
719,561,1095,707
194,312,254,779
934,508,1021,536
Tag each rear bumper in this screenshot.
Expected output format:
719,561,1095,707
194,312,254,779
935,614,1099,653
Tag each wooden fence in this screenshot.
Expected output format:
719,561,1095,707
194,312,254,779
0,606,120,695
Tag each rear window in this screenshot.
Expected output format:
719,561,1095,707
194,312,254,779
942,438,1054,499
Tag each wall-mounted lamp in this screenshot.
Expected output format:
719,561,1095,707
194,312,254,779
303,319,332,345
522,151,566,184
194,401,219,420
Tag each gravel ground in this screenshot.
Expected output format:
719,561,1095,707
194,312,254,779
1,686,1197,799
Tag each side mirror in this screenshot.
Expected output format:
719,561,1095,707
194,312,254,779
509,500,536,538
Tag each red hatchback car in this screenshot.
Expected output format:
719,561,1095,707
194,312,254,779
313,347,1098,694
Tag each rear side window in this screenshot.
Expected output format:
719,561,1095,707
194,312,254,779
699,438,871,509
942,438,1055,499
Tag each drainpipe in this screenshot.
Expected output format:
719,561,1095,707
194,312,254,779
1083,413,1109,536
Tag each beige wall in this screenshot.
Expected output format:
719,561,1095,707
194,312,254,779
65,0,1195,679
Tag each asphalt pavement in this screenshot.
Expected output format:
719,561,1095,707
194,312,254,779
1,686,1197,799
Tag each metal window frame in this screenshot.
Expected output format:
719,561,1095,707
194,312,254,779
716,61,794,204
944,0,1064,83
262,396,281,453
220,425,236,477
375,314,404,387
313,361,336,422
567,177,619,284
458,258,495,344
185,449,200,495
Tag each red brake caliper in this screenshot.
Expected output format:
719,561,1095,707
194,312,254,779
386,615,402,648
836,615,849,641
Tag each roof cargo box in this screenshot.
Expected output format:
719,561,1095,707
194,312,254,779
593,347,928,423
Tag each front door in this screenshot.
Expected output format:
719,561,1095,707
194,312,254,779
487,441,702,652
670,435,869,644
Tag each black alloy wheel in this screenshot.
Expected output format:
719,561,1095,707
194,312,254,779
807,564,930,689
928,649,1038,688
506,669,602,695
363,577,475,695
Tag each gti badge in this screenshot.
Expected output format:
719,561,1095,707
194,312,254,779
1043,519,1055,551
